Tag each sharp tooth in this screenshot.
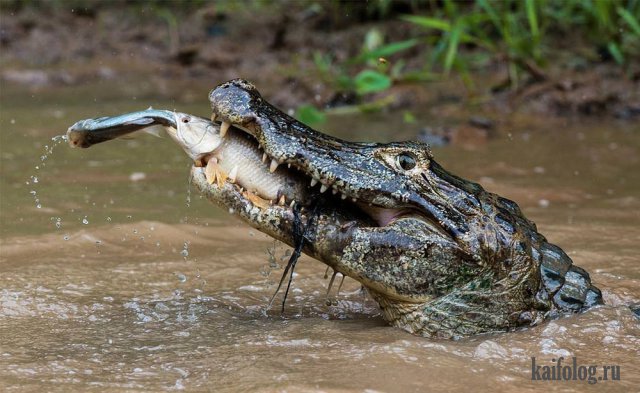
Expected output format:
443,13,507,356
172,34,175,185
332,189,338,195
220,121,230,138
262,152,268,163
228,165,238,183
205,159,217,184
289,200,296,208
215,167,228,188
269,159,279,173
341,193,347,200
320,184,328,193
211,113,217,122
288,163,291,169
278,195,286,206
352,197,357,202
310,178,318,187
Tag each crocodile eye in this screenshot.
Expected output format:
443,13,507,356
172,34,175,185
396,153,416,171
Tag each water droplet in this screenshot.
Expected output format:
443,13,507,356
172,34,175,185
176,273,187,283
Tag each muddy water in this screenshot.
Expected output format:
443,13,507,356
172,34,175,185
1,81,638,392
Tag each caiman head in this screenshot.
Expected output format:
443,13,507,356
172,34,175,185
189,79,603,338
67,79,603,339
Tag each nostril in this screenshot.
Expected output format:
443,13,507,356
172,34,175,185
182,117,190,123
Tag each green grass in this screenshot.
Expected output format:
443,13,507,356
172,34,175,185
402,0,640,87
296,0,640,125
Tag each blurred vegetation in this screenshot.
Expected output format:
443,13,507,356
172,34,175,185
297,0,640,124
2,0,638,125
402,0,640,85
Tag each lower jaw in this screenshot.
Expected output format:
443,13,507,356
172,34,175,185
191,166,293,214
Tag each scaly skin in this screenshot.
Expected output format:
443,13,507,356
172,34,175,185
194,79,603,339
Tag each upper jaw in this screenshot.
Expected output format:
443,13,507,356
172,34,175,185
209,79,394,208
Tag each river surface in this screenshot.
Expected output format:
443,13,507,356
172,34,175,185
1,81,638,392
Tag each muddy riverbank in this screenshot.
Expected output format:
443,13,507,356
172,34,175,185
2,3,639,121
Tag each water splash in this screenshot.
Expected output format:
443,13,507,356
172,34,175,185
26,135,68,211
181,241,190,259
50,216,62,229
185,175,193,209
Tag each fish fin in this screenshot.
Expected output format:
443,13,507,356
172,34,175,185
143,125,166,138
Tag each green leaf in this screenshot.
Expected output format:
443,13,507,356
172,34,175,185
607,42,624,64
354,39,418,63
444,22,462,74
525,0,540,42
617,7,640,36
295,104,326,126
402,14,485,48
354,70,392,95
477,0,501,33
401,15,451,32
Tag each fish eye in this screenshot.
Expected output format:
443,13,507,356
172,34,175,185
396,153,417,171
